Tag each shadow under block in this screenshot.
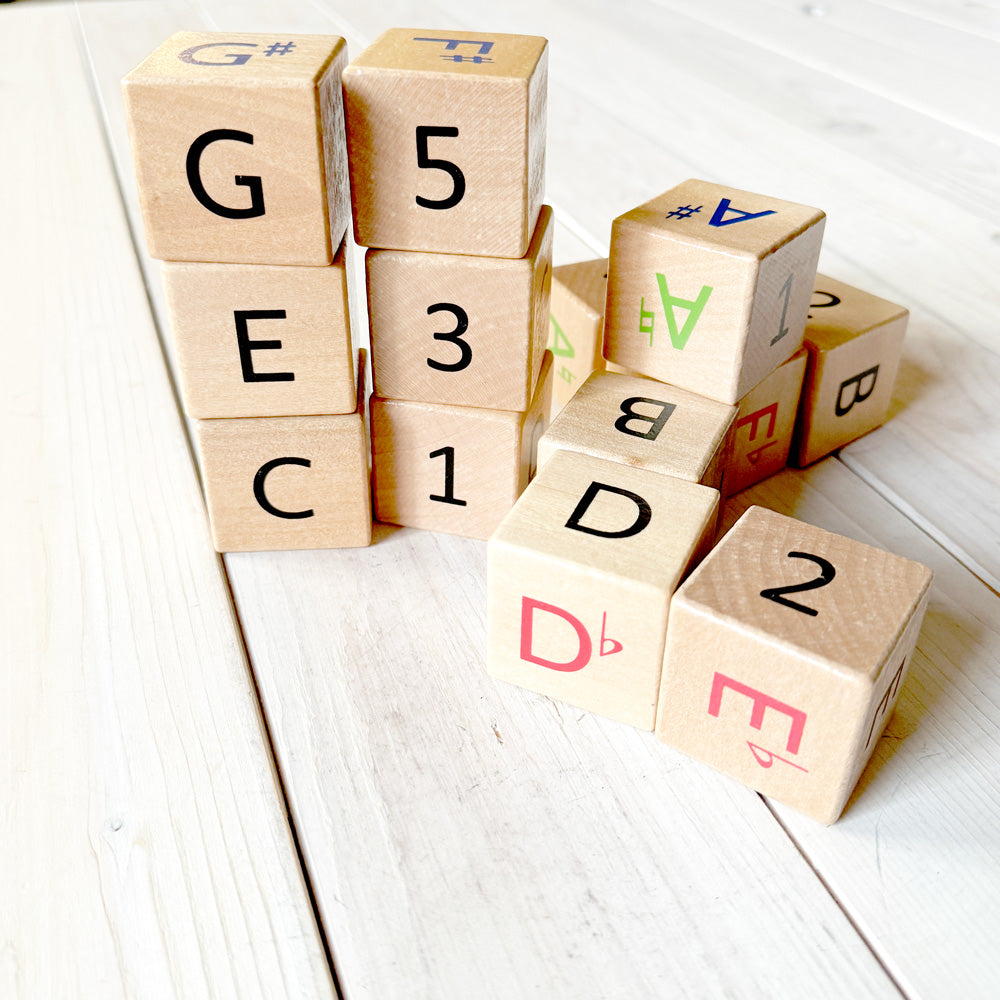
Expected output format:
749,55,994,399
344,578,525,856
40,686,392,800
548,257,609,416
655,505,932,824
604,179,825,404
163,244,355,418
122,32,349,264
194,375,371,552
370,352,552,540
488,450,719,730
343,30,547,257
723,347,808,496
537,369,736,492
367,206,552,410
792,274,909,467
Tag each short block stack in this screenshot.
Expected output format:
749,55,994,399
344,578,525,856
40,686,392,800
122,32,371,551
344,30,554,540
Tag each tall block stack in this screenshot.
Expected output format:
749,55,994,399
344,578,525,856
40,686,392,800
343,30,554,541
122,32,371,551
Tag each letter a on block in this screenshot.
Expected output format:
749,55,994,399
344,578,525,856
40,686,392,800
519,597,592,671
655,273,712,350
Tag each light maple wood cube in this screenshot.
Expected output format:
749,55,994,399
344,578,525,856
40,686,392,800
370,352,552,539
194,359,370,551
537,369,736,493
488,450,718,730
548,257,609,416
723,347,808,496
604,179,825,404
122,32,349,264
367,206,552,410
343,30,547,257
163,242,355,418
655,505,932,824
792,274,909,467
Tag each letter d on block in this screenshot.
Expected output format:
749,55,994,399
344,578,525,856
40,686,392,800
565,482,652,539
520,597,592,672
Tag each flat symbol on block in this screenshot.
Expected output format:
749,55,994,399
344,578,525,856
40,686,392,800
412,37,495,62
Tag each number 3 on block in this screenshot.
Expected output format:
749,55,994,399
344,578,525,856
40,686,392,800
415,126,465,210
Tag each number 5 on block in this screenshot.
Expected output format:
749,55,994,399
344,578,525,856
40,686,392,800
343,29,548,257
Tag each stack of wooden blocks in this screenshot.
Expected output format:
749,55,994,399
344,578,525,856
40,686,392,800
122,32,371,551
488,179,932,824
343,30,554,541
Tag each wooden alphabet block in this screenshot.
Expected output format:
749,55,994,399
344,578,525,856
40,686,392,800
655,505,932,823
604,179,825,404
122,32,349,264
488,450,719,730
547,257,609,416
723,347,807,496
343,30,547,257
194,357,370,551
367,206,552,410
370,353,552,540
537,369,736,492
163,242,355,418
792,274,909,467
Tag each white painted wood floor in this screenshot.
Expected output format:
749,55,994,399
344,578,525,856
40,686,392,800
4,1,999,997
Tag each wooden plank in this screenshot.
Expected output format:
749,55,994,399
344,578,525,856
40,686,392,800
0,6,336,998
721,461,1000,1000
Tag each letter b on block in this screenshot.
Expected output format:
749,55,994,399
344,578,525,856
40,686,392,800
488,450,718,729
122,32,350,263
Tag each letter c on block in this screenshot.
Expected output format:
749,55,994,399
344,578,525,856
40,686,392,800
253,457,314,519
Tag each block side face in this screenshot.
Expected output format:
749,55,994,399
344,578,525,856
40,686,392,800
794,314,908,466
725,347,807,495
488,544,669,731
737,217,824,398
195,413,371,551
678,506,933,680
604,217,757,403
655,595,871,823
539,370,736,484
165,253,355,417
344,56,542,256
318,45,351,251
548,260,607,415
370,396,523,539
553,257,609,316
124,77,333,264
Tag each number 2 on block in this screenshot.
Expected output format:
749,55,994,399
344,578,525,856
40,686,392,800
415,126,465,210
760,551,836,617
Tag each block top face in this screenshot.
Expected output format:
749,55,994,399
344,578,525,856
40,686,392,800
491,449,719,592
620,179,825,259
540,369,736,481
678,505,932,679
123,32,345,86
806,273,909,351
343,29,547,81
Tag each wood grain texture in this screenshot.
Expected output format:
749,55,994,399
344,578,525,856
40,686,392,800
343,28,548,256
656,505,932,824
604,179,824,403
2,7,336,998
537,368,736,490
488,450,719,729
122,31,349,264
164,242,356,417
367,205,552,409
547,257,608,415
